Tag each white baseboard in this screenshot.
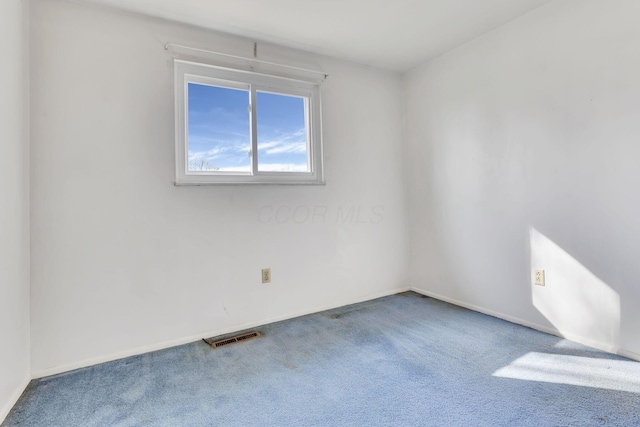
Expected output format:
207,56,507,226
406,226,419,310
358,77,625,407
411,286,640,363
0,375,30,425
32,286,410,379
618,347,640,362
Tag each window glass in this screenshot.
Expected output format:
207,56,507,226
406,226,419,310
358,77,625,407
257,91,310,173
187,83,250,173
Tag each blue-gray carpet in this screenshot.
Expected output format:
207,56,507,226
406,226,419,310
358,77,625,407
4,292,640,426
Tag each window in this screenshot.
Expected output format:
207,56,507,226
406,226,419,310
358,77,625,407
174,60,324,185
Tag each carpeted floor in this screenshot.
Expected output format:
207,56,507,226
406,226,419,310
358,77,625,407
4,292,640,426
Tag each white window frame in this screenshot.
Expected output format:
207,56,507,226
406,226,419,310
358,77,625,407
174,60,324,185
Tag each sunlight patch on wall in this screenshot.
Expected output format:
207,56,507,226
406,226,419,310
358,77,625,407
530,227,620,351
493,352,640,393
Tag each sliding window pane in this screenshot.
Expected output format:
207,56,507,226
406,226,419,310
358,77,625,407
187,83,250,173
256,91,310,172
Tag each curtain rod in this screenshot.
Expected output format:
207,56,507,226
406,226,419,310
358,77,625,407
164,43,329,80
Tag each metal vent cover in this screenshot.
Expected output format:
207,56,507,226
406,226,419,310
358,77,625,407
208,331,261,349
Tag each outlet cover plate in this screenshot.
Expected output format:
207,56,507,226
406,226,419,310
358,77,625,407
534,269,545,286
262,268,271,284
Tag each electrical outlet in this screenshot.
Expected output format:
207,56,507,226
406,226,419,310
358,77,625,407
262,268,271,284
534,269,545,286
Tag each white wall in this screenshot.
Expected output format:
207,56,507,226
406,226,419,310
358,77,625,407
405,0,640,358
0,0,30,422
30,0,408,376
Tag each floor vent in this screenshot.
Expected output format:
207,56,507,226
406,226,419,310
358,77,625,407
208,331,261,349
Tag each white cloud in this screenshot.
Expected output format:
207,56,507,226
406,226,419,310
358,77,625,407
257,140,281,150
265,142,307,155
257,128,307,156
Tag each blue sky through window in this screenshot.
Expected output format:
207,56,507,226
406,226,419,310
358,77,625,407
187,83,250,172
257,91,309,172
187,83,309,173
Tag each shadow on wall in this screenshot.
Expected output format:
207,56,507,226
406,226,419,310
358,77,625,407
529,226,620,353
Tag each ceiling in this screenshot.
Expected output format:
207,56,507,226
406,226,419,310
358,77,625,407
79,0,551,71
